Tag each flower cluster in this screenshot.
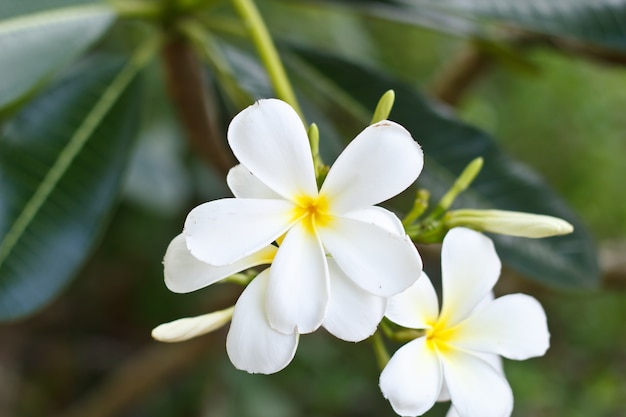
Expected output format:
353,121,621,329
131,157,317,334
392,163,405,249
153,99,556,417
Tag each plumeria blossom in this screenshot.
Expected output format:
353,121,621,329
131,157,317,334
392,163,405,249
183,98,424,335
379,227,550,417
153,233,388,373
154,98,423,373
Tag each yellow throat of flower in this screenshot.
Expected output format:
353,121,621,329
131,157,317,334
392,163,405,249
425,319,456,353
291,194,332,234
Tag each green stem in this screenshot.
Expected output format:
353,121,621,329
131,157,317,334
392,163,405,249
109,0,163,20
222,271,256,286
402,189,430,227
230,0,303,118
391,329,426,343
370,330,390,370
428,157,483,220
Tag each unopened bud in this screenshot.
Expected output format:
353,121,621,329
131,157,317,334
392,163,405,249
445,209,574,238
371,90,395,124
152,306,235,343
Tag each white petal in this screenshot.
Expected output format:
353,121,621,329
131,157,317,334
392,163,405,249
380,337,442,416
439,353,502,404
441,349,513,417
322,259,386,342
227,99,317,199
319,217,422,297
342,206,405,235
440,227,501,327
226,270,299,374
481,352,504,374
386,272,438,329
266,222,329,334
451,294,550,360
227,164,281,199
476,291,495,310
438,384,451,402
152,306,234,342
184,198,295,266
164,234,276,293
321,121,423,213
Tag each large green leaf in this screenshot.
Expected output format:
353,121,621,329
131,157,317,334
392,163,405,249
313,0,626,57
252,0,471,83
0,45,152,320
288,49,599,288
417,0,626,49
0,4,115,112
0,0,98,20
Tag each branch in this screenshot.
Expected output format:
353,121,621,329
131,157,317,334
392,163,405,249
509,28,626,67
428,44,493,107
161,38,234,177
429,30,626,109
600,240,626,290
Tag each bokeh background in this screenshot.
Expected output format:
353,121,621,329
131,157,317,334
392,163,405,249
1,2,626,416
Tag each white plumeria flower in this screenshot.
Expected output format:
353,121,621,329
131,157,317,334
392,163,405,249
379,227,550,417
154,233,387,374
226,163,391,344
183,98,424,335
153,97,423,373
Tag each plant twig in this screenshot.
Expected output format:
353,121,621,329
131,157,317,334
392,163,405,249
161,37,234,177
509,28,626,67
599,240,626,290
430,30,626,109
429,43,493,107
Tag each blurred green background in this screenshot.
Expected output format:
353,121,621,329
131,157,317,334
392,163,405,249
2,3,626,417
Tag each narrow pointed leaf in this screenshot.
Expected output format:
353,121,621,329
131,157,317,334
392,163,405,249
349,0,626,54
0,45,152,320
411,0,626,52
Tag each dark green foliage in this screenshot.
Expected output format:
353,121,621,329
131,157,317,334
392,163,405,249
0,56,141,320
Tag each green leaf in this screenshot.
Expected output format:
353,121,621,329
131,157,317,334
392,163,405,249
256,0,468,82
0,39,156,321
0,4,115,112
0,0,99,20
264,0,480,39
289,49,599,288
397,0,626,53
332,0,626,54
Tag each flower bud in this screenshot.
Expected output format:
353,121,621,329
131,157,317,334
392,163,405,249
371,90,395,124
152,306,235,343
445,209,574,238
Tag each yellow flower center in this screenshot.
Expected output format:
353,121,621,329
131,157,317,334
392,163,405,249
425,319,456,353
291,194,332,234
